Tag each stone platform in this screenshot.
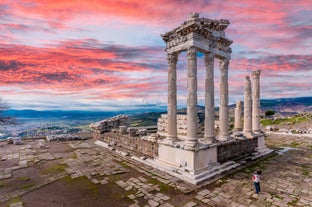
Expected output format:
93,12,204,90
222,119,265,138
95,135,273,185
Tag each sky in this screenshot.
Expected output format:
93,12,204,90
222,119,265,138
0,0,311,111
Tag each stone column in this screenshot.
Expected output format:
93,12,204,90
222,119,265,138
252,70,261,133
234,100,243,131
243,76,253,137
204,53,215,143
218,59,230,141
166,53,178,142
185,46,198,147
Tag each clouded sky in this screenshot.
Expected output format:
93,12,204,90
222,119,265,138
0,0,311,110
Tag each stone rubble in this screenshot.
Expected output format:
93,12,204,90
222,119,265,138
89,114,130,133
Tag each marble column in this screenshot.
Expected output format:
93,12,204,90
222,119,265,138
166,53,178,142
185,46,198,147
234,100,243,131
243,76,252,137
204,53,215,143
218,59,230,141
252,70,261,133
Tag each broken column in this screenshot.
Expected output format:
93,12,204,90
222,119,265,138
204,53,215,143
185,46,198,147
218,59,230,141
234,100,243,131
243,76,253,138
252,70,261,133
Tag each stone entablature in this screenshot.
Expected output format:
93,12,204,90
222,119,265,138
161,13,232,59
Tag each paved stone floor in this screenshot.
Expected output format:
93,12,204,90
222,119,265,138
0,135,311,207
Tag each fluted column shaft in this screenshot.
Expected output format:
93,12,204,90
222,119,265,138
252,70,261,133
167,53,178,141
185,46,198,146
218,59,229,141
243,76,252,136
204,53,215,142
234,100,243,131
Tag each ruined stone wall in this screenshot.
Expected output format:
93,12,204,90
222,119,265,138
157,114,201,136
94,132,159,158
217,138,258,163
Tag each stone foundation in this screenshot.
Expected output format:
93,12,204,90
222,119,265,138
93,132,159,158
217,138,258,163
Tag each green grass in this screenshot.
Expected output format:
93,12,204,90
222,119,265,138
301,165,310,176
41,163,67,175
7,197,22,207
287,196,299,206
63,176,99,196
0,180,3,187
261,115,310,126
147,178,170,193
21,183,35,190
18,176,31,181
288,141,300,148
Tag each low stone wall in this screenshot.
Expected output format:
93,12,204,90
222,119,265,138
217,138,258,163
93,132,159,158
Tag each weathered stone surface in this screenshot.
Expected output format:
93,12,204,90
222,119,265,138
90,114,129,133
157,114,200,137
217,138,257,163
46,134,84,142
252,70,261,133
94,132,159,158
243,76,252,137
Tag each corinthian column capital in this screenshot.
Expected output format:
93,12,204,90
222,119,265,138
167,53,178,66
220,58,229,71
187,46,196,59
252,70,261,79
204,53,214,66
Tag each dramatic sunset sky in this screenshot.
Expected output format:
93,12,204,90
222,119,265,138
0,0,311,110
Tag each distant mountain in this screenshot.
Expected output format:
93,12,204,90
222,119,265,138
130,97,312,126
3,107,168,122
260,97,312,113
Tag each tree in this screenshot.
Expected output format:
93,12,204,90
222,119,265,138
0,98,15,126
265,110,275,117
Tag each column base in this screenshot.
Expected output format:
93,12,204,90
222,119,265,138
216,134,231,142
201,136,217,144
252,130,263,135
162,138,178,145
183,140,198,149
243,131,254,139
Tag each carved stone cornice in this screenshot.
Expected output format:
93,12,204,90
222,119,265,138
187,47,196,59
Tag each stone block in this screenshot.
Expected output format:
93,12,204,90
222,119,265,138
119,126,127,134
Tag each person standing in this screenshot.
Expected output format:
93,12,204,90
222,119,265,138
252,169,261,193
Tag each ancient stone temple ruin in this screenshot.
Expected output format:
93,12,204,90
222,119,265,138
92,13,272,185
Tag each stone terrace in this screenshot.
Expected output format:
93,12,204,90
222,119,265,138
0,134,311,207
